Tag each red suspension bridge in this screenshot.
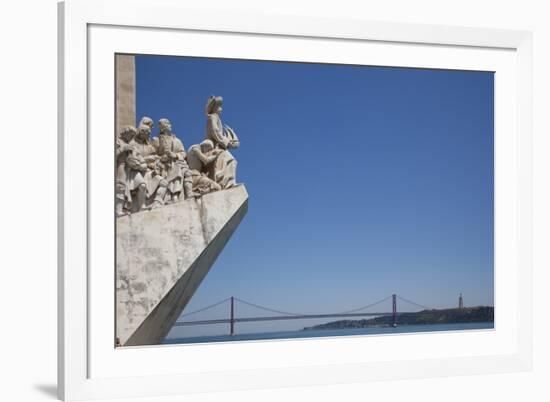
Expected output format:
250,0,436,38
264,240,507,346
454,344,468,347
174,294,440,335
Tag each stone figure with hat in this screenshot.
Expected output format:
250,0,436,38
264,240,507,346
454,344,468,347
205,95,240,189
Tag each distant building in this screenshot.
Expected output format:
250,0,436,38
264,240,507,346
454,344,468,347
459,293,464,309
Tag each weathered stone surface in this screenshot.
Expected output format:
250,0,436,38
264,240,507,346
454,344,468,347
116,185,248,346
116,55,136,135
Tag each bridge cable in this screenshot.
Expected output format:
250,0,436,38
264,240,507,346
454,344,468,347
335,295,393,315
178,297,231,319
235,295,394,317
234,297,304,316
178,294,424,323
396,296,432,311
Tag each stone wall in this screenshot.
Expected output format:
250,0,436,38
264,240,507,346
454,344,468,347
116,185,249,346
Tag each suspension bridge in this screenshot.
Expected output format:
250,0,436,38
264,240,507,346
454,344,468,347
174,294,440,335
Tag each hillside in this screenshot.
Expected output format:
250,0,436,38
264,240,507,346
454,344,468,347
303,306,494,330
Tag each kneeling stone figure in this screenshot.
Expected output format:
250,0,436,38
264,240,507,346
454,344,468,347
187,139,222,195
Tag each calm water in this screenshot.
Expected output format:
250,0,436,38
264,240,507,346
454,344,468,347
163,322,494,345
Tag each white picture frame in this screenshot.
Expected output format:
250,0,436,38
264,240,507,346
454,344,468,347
58,0,533,400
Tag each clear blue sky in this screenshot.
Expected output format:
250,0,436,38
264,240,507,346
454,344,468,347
134,55,494,337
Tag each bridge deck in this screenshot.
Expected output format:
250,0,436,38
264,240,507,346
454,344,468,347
174,312,416,326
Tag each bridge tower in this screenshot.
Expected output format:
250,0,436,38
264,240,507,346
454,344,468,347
392,294,397,327
459,293,464,309
230,296,235,336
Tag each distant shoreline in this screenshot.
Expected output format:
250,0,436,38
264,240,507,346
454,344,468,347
303,306,494,331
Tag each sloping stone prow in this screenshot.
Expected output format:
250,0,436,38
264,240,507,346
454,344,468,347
123,198,248,346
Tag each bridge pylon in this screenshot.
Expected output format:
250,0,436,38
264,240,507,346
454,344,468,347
392,294,397,327
230,296,235,336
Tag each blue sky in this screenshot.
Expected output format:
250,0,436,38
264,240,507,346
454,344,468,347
134,55,494,338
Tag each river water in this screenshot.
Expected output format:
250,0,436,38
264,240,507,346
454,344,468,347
163,322,493,345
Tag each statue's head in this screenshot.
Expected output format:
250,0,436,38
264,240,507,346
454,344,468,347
200,139,214,153
205,95,223,115
139,116,154,130
119,125,137,143
136,123,151,141
158,118,172,134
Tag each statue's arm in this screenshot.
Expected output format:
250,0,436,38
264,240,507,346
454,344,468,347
158,136,176,161
116,140,131,157
116,143,135,169
193,147,217,166
151,137,160,152
126,154,147,172
174,139,187,161
115,143,124,159
207,115,229,148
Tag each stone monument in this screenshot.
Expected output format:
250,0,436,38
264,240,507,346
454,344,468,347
115,55,248,346
115,55,136,135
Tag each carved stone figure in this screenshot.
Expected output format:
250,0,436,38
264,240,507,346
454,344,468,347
124,136,156,214
205,95,239,188
130,123,168,209
116,125,160,214
117,95,243,216
187,140,222,195
139,116,154,130
139,116,158,149
116,125,137,216
157,118,196,201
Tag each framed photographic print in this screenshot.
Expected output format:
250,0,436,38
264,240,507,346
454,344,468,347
58,0,533,400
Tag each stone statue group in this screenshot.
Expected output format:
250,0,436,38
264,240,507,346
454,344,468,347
116,95,240,216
